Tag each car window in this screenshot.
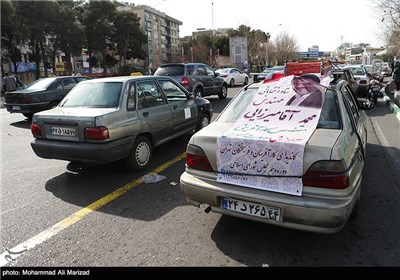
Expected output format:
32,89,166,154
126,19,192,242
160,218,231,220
195,66,206,76
317,89,340,129
60,82,122,108
205,65,215,77
158,79,187,101
25,78,56,90
127,82,136,111
154,65,184,76
217,87,258,122
186,65,194,75
57,78,77,90
342,85,360,122
137,80,165,109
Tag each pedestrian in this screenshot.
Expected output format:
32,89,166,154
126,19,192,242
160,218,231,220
13,73,24,88
393,61,400,91
3,72,17,92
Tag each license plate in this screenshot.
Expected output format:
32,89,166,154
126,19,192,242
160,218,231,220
49,126,76,137
221,198,282,221
12,106,21,110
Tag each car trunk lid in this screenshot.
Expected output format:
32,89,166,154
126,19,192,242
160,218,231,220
191,121,341,174
34,107,117,142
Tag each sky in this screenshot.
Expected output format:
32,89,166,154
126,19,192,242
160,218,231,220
126,0,386,51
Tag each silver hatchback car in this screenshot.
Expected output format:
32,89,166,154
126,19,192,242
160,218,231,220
180,78,374,234
31,76,212,171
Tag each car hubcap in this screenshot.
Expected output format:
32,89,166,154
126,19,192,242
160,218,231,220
135,142,150,166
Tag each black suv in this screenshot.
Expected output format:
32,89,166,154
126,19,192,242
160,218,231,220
154,63,228,99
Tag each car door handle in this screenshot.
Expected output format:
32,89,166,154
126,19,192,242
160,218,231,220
142,112,149,118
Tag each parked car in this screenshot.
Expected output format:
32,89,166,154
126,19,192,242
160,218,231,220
215,68,249,87
343,65,369,96
30,76,213,171
262,70,285,84
180,78,374,234
154,63,228,99
4,76,90,118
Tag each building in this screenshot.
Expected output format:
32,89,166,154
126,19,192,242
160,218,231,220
116,2,182,71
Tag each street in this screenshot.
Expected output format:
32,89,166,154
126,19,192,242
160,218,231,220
1,85,399,269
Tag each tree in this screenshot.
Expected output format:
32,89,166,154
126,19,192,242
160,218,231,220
52,0,86,75
270,31,299,65
80,0,116,73
113,11,146,67
373,0,400,58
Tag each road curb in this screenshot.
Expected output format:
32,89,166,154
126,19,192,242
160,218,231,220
383,92,400,122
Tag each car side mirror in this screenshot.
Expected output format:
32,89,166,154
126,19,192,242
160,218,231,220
215,72,220,77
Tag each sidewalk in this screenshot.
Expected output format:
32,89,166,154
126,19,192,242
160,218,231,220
0,96,4,109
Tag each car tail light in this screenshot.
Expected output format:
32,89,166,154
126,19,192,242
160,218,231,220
359,80,368,85
181,77,190,87
185,144,213,172
220,74,229,78
84,126,109,140
21,96,32,103
31,123,42,137
302,160,350,189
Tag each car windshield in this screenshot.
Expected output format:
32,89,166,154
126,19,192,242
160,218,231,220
60,82,122,108
25,77,57,90
154,65,185,76
347,67,366,76
217,86,340,129
216,69,230,73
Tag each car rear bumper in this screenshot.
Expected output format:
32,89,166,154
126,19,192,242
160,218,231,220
31,137,134,165
4,102,49,114
180,170,361,234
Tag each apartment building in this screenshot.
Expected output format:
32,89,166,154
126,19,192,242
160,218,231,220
117,2,182,71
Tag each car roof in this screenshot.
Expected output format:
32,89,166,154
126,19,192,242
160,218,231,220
79,76,175,83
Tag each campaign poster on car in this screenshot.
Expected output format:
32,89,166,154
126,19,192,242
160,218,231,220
216,74,331,196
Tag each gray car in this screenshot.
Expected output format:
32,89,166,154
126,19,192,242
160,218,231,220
180,79,374,234
30,76,212,171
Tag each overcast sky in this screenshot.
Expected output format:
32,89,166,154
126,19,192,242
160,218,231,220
126,0,385,51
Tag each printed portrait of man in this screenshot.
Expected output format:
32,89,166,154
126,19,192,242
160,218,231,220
286,74,324,108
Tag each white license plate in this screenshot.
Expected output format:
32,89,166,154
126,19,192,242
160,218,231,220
221,198,282,221
50,126,76,137
12,106,21,110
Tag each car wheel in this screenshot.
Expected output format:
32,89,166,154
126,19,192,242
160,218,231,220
218,85,228,99
126,136,152,171
244,77,249,85
196,113,210,131
194,88,204,98
229,79,235,87
22,113,34,119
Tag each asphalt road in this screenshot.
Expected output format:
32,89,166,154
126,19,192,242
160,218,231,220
1,85,399,273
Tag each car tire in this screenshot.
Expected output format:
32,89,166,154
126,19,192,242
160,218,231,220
229,79,235,87
218,85,228,99
244,77,248,85
196,113,210,131
126,136,152,171
194,88,204,98
23,113,34,119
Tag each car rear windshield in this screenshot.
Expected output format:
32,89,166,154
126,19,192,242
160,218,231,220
25,77,57,90
217,86,340,129
60,82,122,108
154,65,185,76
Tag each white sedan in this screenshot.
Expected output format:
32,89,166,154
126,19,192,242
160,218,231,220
216,68,249,87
